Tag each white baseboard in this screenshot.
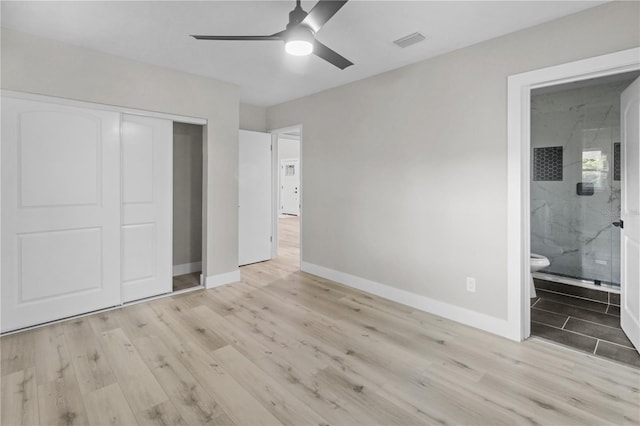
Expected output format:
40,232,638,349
173,261,202,276
301,261,515,341
205,270,241,289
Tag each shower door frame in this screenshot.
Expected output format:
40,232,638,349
506,47,640,342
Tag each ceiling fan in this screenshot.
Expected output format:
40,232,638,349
191,0,354,70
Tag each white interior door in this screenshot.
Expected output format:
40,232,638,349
239,130,272,266
1,97,121,332
121,114,172,302
621,77,640,353
280,159,300,215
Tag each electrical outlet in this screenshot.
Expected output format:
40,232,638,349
466,277,476,293
595,259,607,265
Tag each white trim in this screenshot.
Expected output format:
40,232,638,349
270,133,280,259
200,125,208,281
301,261,514,340
0,90,207,125
507,48,640,342
172,261,202,276
205,270,240,289
270,124,303,136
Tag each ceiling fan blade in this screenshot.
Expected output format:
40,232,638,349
191,34,284,41
312,40,353,69
301,0,349,33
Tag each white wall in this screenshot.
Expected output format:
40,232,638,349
266,1,640,322
240,103,268,132
173,122,203,268
279,137,300,161
1,27,240,280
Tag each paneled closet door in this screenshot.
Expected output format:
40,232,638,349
121,114,172,302
1,97,121,332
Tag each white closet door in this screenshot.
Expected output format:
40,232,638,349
239,130,272,266
1,97,121,332
121,114,172,302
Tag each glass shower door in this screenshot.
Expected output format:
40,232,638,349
579,98,620,287
531,80,628,287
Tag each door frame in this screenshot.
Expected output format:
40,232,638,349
270,125,303,263
506,47,640,341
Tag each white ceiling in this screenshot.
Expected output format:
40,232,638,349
1,1,608,106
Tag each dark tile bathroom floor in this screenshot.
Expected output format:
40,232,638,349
531,278,640,368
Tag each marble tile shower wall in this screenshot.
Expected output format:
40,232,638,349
531,81,631,285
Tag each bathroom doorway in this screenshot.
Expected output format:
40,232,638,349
528,72,640,367
507,49,640,347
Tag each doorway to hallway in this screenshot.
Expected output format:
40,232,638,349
278,214,300,269
272,125,302,270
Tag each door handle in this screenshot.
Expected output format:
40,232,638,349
612,220,624,229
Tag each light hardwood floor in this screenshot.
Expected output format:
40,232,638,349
2,215,639,425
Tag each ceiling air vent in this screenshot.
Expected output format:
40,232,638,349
393,32,426,48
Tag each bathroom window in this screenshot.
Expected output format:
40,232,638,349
582,150,609,189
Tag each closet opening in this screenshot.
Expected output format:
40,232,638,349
172,122,205,292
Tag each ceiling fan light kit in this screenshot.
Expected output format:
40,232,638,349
191,0,353,69
285,26,315,56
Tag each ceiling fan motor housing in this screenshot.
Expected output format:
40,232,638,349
287,1,309,30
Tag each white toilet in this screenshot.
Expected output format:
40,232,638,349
530,253,550,297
